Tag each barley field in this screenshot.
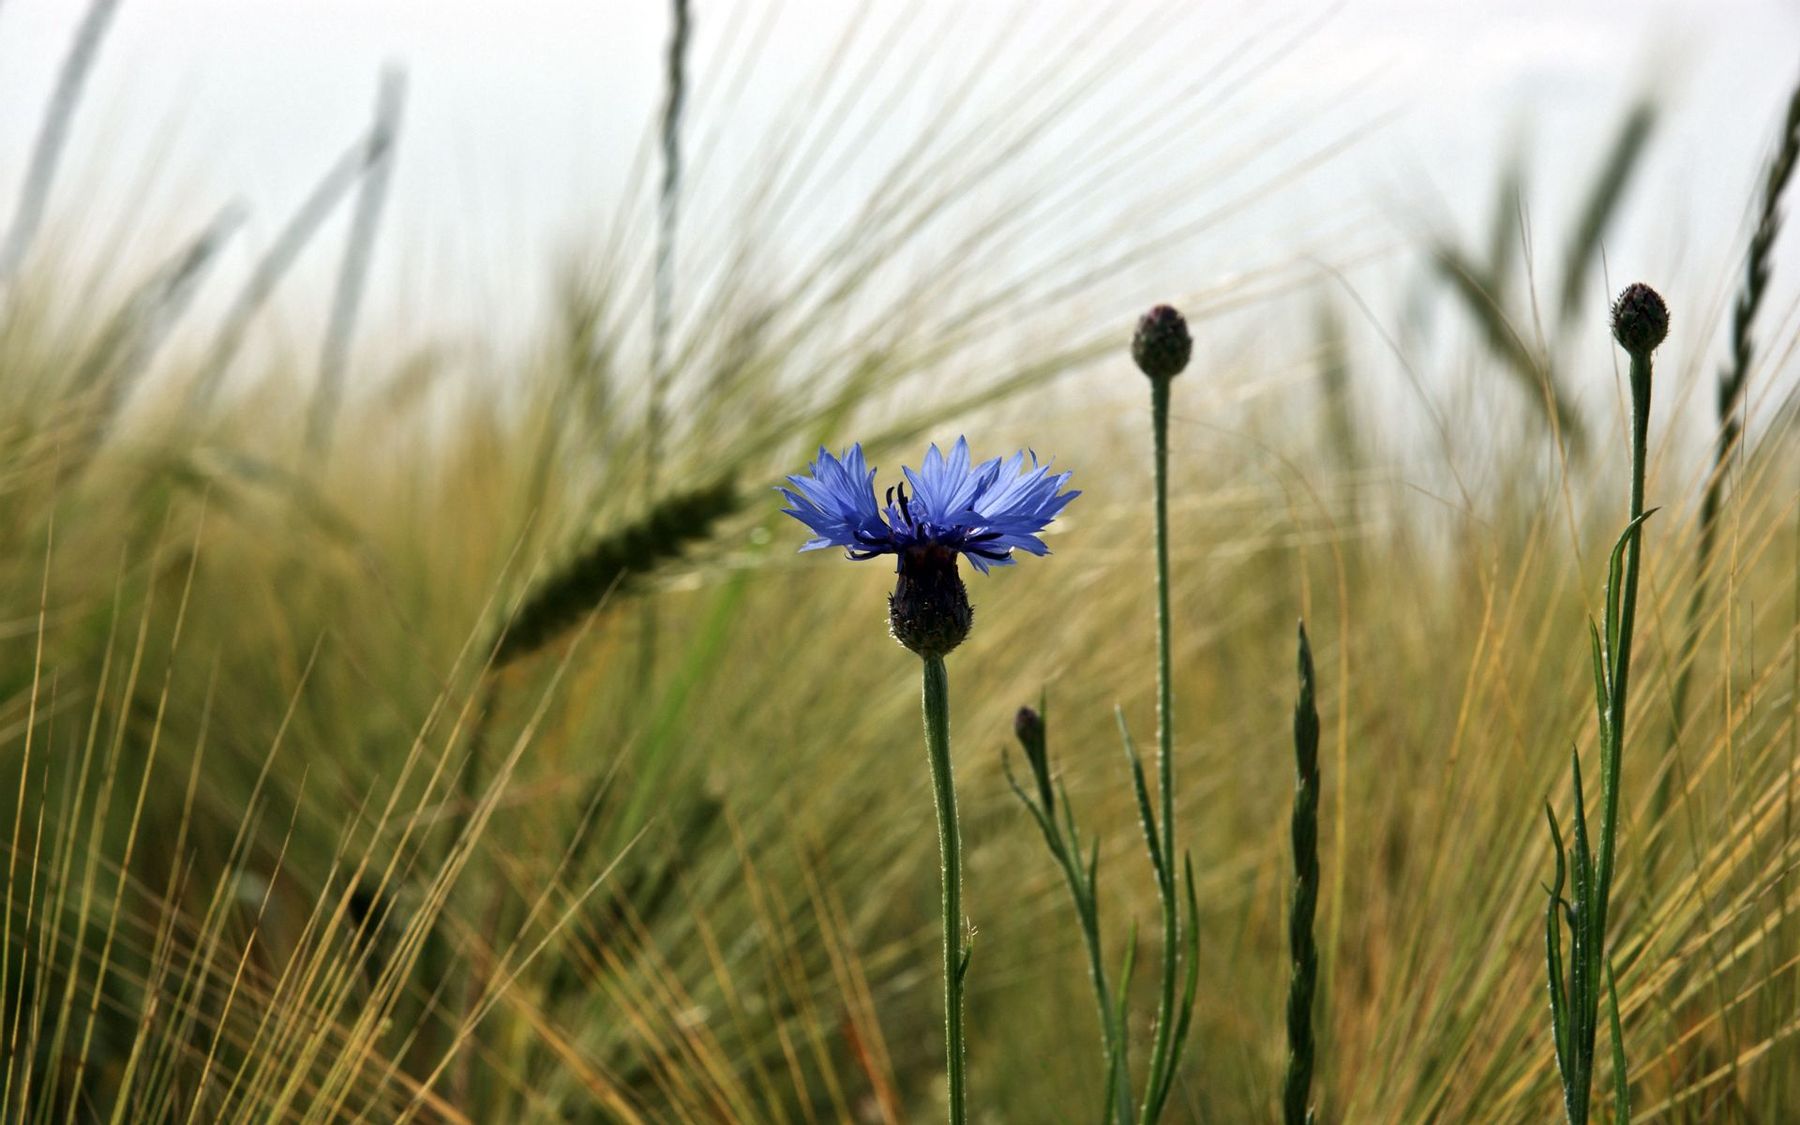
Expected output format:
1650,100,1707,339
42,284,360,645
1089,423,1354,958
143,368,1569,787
0,4,1797,1123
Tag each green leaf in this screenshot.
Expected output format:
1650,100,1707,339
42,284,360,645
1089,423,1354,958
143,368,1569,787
1543,804,1573,1088
1587,618,1609,729
1607,959,1630,1124
1152,855,1205,1120
1602,510,1658,677
1003,747,1066,858
1568,747,1595,1092
1117,706,1166,887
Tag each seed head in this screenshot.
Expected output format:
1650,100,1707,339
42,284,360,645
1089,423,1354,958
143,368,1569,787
1132,304,1192,380
1610,283,1669,357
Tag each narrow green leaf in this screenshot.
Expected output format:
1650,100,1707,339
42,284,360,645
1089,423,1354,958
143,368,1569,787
1602,510,1658,674
1060,777,1083,856
1568,747,1595,1098
1587,618,1609,729
1607,959,1630,1124
1117,706,1166,887
1543,804,1573,1091
1003,748,1066,858
1117,919,1140,1015
1153,856,1204,1120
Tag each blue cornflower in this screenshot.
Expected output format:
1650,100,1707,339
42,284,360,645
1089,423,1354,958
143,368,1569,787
781,437,1078,656
781,437,1078,572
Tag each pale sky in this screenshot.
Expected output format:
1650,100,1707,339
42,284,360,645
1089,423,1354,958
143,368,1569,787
1,1,1796,379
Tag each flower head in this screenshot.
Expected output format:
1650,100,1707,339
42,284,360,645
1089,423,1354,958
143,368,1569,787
780,437,1078,656
780,436,1078,575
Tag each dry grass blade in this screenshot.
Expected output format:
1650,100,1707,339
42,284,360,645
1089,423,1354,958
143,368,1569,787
1430,243,1586,452
308,66,407,458
188,87,408,413
0,0,125,282
1556,99,1657,323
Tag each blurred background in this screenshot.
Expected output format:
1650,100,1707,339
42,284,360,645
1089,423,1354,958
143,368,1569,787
4,1,1797,367
1,1,1798,1121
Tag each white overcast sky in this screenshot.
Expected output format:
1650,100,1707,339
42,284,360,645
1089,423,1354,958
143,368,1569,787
0,1,1796,367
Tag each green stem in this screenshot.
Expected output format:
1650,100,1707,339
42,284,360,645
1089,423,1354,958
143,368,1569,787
1140,374,1181,1124
1005,724,1129,1122
1593,359,1650,994
921,655,967,1125
1575,350,1651,1122
1068,862,1131,1125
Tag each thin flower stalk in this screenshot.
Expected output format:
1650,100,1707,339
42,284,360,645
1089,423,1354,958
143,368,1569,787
1544,282,1668,1125
1133,304,1198,1124
1008,307,1200,1124
782,437,1077,1124
921,655,967,1125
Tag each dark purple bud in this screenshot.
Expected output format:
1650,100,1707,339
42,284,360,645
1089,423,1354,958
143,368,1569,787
1013,705,1054,814
1014,706,1044,752
1131,304,1192,380
1610,283,1669,357
889,545,972,658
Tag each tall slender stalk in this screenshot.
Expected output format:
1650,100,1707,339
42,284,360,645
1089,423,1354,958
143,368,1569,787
1129,305,1196,1123
920,655,967,1125
787,439,1075,1124
1544,282,1666,1124
1592,324,1652,969
1138,368,1182,1124
1001,310,1193,1122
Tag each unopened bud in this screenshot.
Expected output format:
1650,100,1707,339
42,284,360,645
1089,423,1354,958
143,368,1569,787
1131,304,1192,380
1014,706,1044,752
1610,283,1669,357
1013,705,1054,815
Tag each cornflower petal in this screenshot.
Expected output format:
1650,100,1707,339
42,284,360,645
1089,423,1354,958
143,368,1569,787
779,445,890,554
